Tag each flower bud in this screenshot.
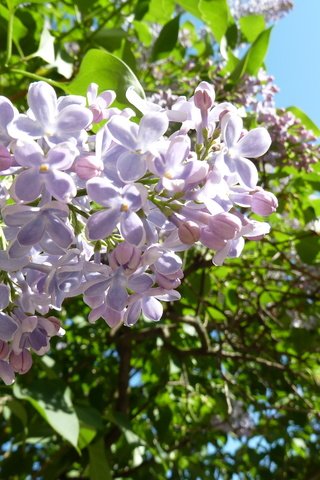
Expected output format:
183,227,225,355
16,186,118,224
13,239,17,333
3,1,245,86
109,242,141,273
0,146,12,171
209,212,242,239
0,340,10,360
251,190,278,216
10,350,32,374
75,154,103,179
178,221,200,244
194,82,215,110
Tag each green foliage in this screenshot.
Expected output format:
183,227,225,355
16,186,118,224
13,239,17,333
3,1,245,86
67,49,145,107
0,1,319,479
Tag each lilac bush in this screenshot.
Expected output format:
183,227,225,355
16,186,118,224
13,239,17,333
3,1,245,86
0,80,277,384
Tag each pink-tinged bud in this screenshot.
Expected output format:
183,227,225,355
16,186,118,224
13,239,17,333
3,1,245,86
194,82,215,110
0,340,10,360
10,350,32,374
75,155,103,179
109,243,141,273
209,212,242,240
178,221,200,244
251,190,278,216
0,145,13,171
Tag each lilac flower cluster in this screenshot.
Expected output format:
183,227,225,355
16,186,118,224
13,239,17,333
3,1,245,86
229,0,294,23
0,80,277,384
233,69,319,170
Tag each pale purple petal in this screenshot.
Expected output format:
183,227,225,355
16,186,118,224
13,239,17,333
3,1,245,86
142,296,163,322
224,114,243,148
44,170,77,202
123,184,144,211
137,112,168,151
86,208,120,240
0,284,10,310
47,142,78,170
128,273,154,293
212,242,232,266
165,136,190,169
56,105,92,133
8,115,43,139
0,313,17,341
117,151,147,182
108,116,138,150
14,169,42,202
236,156,258,189
86,177,120,207
154,252,182,275
0,360,15,385
102,305,123,328
45,215,73,249
14,140,43,167
106,276,128,311
17,216,45,246
27,81,57,126
2,205,38,226
124,300,142,326
236,128,271,158
120,211,145,246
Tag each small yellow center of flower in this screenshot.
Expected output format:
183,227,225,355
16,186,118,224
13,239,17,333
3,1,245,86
39,164,49,173
164,171,173,179
120,203,129,212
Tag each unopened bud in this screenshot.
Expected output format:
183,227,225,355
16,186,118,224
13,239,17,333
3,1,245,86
0,340,10,360
109,242,141,272
178,221,200,244
194,82,215,110
251,190,278,216
209,212,242,239
75,155,103,179
10,350,32,374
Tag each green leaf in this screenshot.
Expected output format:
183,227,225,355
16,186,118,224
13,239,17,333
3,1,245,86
68,49,145,108
133,20,153,46
296,235,320,264
92,28,126,52
144,0,174,23
0,4,28,42
176,0,202,18
287,106,320,137
13,380,80,450
151,15,180,61
88,437,112,480
239,14,266,43
230,27,272,82
75,405,103,450
199,0,229,43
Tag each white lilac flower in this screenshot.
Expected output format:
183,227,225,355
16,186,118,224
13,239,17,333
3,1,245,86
8,81,93,145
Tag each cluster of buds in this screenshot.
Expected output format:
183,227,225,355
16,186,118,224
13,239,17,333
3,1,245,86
0,80,277,383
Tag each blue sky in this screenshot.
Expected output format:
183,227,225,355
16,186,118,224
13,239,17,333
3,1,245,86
266,0,320,126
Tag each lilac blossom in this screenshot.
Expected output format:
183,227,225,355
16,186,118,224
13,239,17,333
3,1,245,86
86,178,147,245
13,140,78,202
107,112,169,182
0,79,277,383
8,81,92,145
221,113,271,188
